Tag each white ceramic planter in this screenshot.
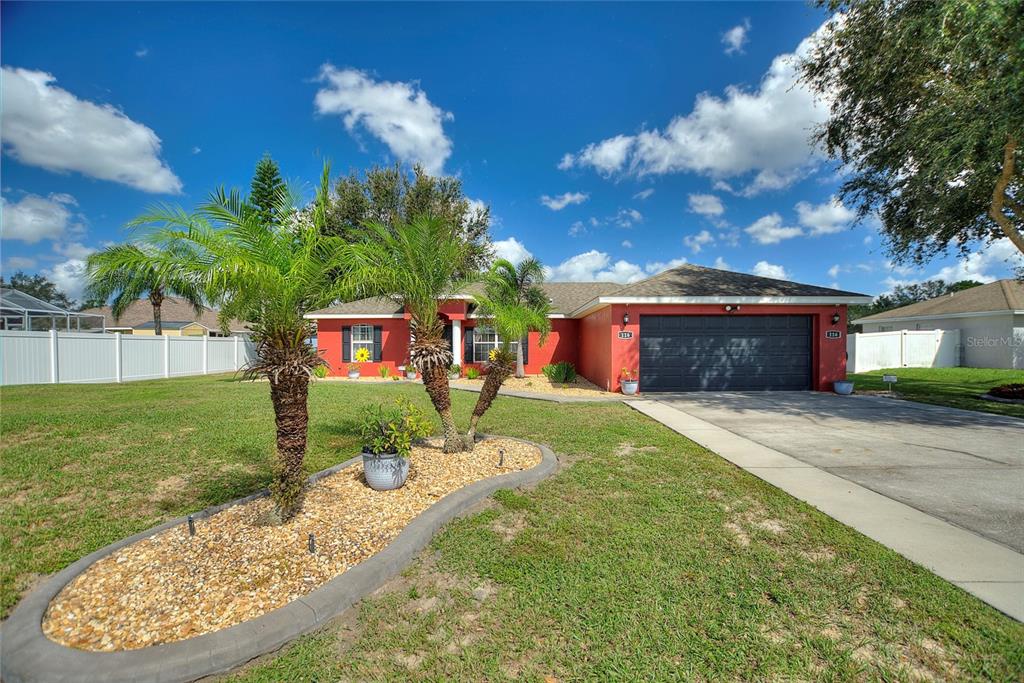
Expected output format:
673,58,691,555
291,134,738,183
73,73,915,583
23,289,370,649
834,380,854,395
348,370,360,379
621,380,639,395
362,452,409,490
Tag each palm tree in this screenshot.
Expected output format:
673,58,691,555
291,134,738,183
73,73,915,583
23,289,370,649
465,258,551,443
341,216,476,453
124,165,353,522
85,243,205,335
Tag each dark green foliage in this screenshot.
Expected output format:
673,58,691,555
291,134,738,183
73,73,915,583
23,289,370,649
848,279,984,330
542,361,577,384
1,271,77,309
800,0,1024,264
357,398,433,457
325,163,492,273
249,153,286,228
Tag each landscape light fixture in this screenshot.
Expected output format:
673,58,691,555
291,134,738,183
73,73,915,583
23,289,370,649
187,515,196,536
308,533,316,554
498,449,505,467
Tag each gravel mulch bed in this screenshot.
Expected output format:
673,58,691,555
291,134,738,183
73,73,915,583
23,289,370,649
42,438,541,652
456,375,617,397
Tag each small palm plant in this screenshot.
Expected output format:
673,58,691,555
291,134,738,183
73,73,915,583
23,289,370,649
465,258,551,443
85,243,205,335
124,165,353,522
340,216,477,453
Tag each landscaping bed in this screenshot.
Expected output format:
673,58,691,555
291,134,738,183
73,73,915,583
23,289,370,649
455,374,614,398
42,437,541,652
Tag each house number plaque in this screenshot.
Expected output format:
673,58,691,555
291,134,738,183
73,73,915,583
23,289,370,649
618,331,633,340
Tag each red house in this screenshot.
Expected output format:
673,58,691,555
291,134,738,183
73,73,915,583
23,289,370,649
306,264,871,393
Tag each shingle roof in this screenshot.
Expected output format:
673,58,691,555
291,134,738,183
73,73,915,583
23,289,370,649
306,264,870,319
135,320,209,330
603,264,869,300
854,279,1024,322
79,297,249,332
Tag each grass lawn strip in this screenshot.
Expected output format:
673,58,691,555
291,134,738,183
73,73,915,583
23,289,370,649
3,376,1022,680
848,367,1024,418
42,437,540,651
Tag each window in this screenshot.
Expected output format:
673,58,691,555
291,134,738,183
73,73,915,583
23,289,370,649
472,325,518,363
878,325,893,332
351,324,374,360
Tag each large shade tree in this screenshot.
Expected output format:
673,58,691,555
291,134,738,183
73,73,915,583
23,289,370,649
124,166,353,521
465,258,551,443
799,0,1024,265
341,216,476,453
326,163,492,273
85,243,205,335
250,153,287,228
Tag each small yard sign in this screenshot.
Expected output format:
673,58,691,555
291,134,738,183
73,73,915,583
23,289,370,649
882,374,897,393
825,330,842,339
618,330,633,340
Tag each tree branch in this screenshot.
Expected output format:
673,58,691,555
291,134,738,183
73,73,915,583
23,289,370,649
990,134,1024,256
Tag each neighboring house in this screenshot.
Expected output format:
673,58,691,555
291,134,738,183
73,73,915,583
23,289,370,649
79,297,249,337
307,264,870,392
853,278,1024,369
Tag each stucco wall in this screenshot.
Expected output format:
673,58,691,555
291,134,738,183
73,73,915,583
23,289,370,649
862,314,1018,368
461,318,578,374
585,304,848,393
315,318,410,376
577,306,613,391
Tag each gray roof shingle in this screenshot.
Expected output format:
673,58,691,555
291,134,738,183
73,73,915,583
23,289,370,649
854,279,1024,322
79,297,249,331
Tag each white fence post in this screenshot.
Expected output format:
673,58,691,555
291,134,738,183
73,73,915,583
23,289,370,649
900,330,908,367
164,335,170,378
114,333,123,383
233,335,240,370
49,329,59,384
202,335,209,374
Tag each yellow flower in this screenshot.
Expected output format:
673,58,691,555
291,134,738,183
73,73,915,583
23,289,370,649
354,347,371,363
488,348,498,361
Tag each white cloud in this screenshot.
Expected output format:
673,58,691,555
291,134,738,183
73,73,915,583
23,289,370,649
42,257,90,302
687,193,725,217
558,24,828,194
827,264,840,279
492,237,532,265
932,238,1023,284
863,235,873,245
722,19,751,55
621,240,633,248
744,213,803,245
53,241,96,260
4,256,37,270
314,65,453,175
1,67,182,194
1,192,79,243
135,47,149,58
713,257,733,271
683,229,715,254
540,191,589,211
613,208,643,228
795,196,856,235
751,261,790,280
568,221,586,237
191,146,202,155
544,250,685,284
558,134,634,176
633,188,655,201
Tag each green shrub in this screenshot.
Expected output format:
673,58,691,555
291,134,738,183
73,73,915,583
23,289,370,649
358,398,433,457
312,365,329,378
378,364,390,378
466,366,481,380
449,364,462,377
542,361,576,384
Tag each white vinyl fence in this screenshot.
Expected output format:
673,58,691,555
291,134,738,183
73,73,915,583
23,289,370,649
0,330,256,386
847,329,960,373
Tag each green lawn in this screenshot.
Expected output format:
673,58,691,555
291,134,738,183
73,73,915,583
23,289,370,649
2,376,1022,681
849,367,1024,418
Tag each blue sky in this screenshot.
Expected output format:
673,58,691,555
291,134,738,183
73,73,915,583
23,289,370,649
2,1,1021,301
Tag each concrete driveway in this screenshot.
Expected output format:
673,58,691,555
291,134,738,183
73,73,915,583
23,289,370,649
650,392,1024,552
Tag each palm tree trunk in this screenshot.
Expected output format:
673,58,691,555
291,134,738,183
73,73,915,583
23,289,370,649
268,371,310,522
515,341,525,379
465,362,512,447
149,287,164,335
421,364,465,453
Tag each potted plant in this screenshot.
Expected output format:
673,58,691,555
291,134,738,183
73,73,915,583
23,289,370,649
620,367,639,395
349,347,370,379
448,364,461,380
358,398,433,491
403,360,417,380
834,380,854,395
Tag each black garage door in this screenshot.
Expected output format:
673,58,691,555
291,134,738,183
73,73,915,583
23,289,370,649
639,315,812,391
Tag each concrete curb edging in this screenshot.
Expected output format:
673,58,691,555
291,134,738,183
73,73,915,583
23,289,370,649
0,438,558,683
